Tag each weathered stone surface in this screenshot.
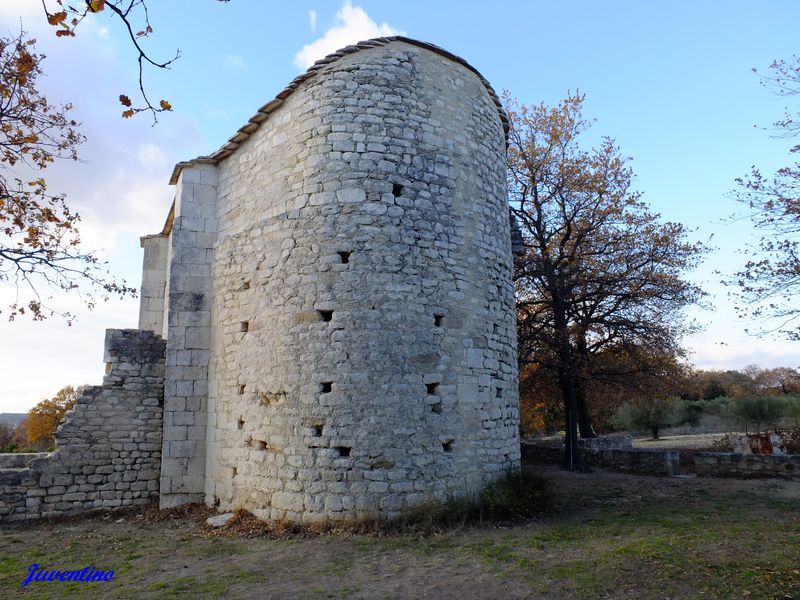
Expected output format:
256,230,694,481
151,39,520,521
0,330,165,522
521,441,679,477
694,452,800,479
0,453,48,469
206,512,236,527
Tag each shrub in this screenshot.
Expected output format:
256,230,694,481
399,469,552,528
480,470,552,520
610,401,638,431
703,396,733,417
730,395,787,431
673,399,704,426
784,395,800,426
610,397,678,439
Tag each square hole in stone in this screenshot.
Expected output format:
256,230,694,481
442,440,454,453
238,384,246,395
434,314,444,327
496,387,502,398
237,418,245,430
431,402,442,414
232,466,238,476
335,446,351,457
240,321,249,332
320,382,333,393
392,183,403,197
318,309,333,322
312,424,323,437
242,281,251,290
493,323,500,334
254,440,267,451
338,251,351,264
426,382,438,395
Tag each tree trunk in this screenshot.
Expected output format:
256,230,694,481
560,371,582,471
651,425,659,440
552,295,585,472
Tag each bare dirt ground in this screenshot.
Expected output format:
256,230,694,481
2,465,799,599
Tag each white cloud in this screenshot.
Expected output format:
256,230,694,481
220,54,247,72
137,143,167,169
0,17,204,413
0,0,42,27
309,10,317,33
293,1,403,70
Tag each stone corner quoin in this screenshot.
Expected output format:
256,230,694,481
0,37,520,525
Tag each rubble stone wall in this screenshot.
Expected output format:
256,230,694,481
0,329,165,522
521,441,680,477
694,452,800,479
203,40,519,522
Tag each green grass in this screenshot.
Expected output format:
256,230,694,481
1,466,798,599
455,483,800,599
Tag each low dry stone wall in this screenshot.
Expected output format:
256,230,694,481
521,441,680,476
0,453,48,469
586,448,679,476
0,329,165,523
694,452,800,480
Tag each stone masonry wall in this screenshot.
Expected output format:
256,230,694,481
0,329,165,522
203,40,519,522
694,452,800,480
521,441,680,477
138,234,169,334
160,164,218,507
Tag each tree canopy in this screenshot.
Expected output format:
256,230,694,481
0,30,134,323
507,92,706,469
728,56,800,339
1,2,239,322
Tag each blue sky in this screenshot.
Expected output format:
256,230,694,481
1,1,799,411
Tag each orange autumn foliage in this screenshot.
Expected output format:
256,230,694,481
27,385,81,448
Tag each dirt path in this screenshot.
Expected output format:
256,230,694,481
2,466,799,599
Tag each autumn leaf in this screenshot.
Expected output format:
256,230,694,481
55,30,74,38
119,94,132,107
15,52,35,76
159,99,172,111
47,11,68,26
87,0,106,13
121,109,135,118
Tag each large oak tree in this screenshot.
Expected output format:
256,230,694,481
507,92,706,469
729,56,800,339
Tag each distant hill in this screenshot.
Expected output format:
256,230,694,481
0,413,26,426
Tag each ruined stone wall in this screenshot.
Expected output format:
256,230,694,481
203,41,519,522
0,329,164,522
694,452,800,479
